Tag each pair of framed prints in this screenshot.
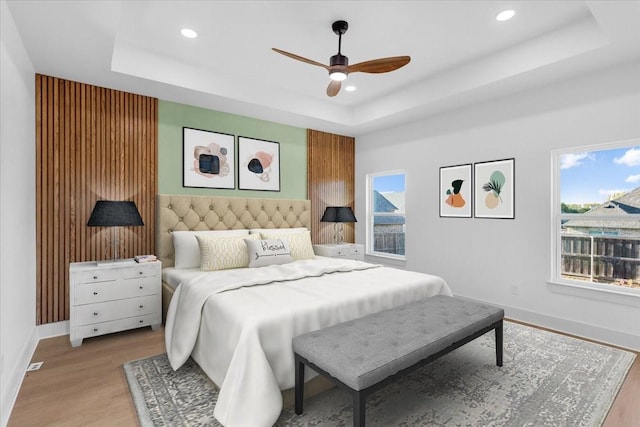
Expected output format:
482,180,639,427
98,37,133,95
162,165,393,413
439,159,515,219
183,127,280,192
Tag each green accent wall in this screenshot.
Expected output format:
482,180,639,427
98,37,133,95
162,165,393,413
158,100,307,199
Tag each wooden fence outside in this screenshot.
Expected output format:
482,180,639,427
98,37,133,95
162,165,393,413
374,231,405,256
561,233,640,282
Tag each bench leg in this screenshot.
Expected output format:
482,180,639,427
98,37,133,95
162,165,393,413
295,356,305,415
353,391,366,427
495,321,503,367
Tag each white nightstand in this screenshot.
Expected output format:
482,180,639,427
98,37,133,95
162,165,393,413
313,243,364,261
69,259,162,347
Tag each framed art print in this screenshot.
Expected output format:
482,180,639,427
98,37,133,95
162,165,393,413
238,136,280,191
474,158,515,219
440,164,472,217
183,127,235,189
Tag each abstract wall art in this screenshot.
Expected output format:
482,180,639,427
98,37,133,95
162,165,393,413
238,136,281,191
474,158,515,219
440,164,472,217
183,127,235,189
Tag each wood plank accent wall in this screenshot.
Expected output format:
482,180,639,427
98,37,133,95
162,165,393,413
35,74,158,325
307,129,356,244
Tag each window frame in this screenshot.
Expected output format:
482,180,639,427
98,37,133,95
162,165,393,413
550,139,640,306
366,170,406,261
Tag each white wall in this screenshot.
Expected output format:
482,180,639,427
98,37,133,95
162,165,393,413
0,1,37,425
356,61,640,351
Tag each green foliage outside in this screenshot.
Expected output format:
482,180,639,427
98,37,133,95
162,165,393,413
561,203,598,213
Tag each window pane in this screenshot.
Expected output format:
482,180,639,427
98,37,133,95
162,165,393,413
560,146,640,213
370,172,405,257
557,144,640,290
372,174,405,213
373,215,405,255
560,219,640,288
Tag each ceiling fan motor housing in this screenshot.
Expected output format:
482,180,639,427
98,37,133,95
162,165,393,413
330,54,348,68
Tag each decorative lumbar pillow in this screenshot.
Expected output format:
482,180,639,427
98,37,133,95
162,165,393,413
195,234,259,271
172,229,250,269
260,230,315,260
245,239,294,268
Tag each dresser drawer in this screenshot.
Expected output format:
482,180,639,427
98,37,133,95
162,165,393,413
313,244,364,260
74,276,159,305
73,313,160,340
121,263,160,279
73,262,159,284
73,295,160,326
73,269,117,284
334,246,361,257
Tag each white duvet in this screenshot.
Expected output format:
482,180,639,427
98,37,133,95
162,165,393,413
165,257,452,427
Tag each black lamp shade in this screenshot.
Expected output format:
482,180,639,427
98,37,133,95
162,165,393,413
321,206,357,223
87,201,144,227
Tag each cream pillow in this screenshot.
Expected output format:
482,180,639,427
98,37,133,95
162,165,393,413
172,229,250,269
195,234,259,271
245,238,294,268
260,230,315,260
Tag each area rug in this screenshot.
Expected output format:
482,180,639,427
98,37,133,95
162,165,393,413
123,322,635,426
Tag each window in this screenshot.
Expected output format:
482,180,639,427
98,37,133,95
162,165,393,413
366,171,406,259
552,139,640,298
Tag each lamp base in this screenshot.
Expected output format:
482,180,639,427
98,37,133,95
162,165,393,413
333,222,345,244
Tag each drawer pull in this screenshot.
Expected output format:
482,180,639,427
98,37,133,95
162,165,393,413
93,291,98,295
93,312,98,316
139,271,143,275
93,328,98,332
139,305,144,309
139,286,144,290
139,320,144,324
93,275,98,280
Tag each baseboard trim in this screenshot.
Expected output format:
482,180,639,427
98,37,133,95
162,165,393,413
456,295,639,352
0,326,38,427
37,320,69,339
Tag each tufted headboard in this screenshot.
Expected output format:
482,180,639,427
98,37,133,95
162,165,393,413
156,194,311,267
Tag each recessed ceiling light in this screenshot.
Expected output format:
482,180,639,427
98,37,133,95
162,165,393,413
345,85,356,92
496,10,515,21
181,28,198,38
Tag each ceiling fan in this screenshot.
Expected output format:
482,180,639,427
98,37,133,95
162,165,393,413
273,20,411,97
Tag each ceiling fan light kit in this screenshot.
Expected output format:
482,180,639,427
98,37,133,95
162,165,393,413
273,20,410,97
329,70,347,81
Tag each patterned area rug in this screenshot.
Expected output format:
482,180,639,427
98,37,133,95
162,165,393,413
123,322,635,426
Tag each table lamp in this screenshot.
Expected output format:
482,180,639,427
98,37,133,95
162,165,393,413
87,200,144,264
320,206,357,244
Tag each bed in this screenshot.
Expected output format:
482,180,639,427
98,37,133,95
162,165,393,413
158,194,452,427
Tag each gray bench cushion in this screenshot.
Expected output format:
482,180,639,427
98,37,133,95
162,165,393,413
293,295,504,391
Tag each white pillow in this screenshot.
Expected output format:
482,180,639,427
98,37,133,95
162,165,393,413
249,227,308,235
196,234,259,271
260,230,315,260
245,238,294,268
172,230,250,269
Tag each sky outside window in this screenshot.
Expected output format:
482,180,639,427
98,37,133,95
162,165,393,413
560,146,640,205
373,174,405,193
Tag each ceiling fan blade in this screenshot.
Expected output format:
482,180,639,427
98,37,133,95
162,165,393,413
348,56,411,74
272,48,329,70
327,80,341,97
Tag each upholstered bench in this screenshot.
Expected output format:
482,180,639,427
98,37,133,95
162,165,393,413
293,295,504,427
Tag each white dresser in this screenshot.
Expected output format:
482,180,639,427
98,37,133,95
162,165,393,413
313,243,364,261
69,259,162,347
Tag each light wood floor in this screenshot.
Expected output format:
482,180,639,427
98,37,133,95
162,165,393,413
7,324,639,427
